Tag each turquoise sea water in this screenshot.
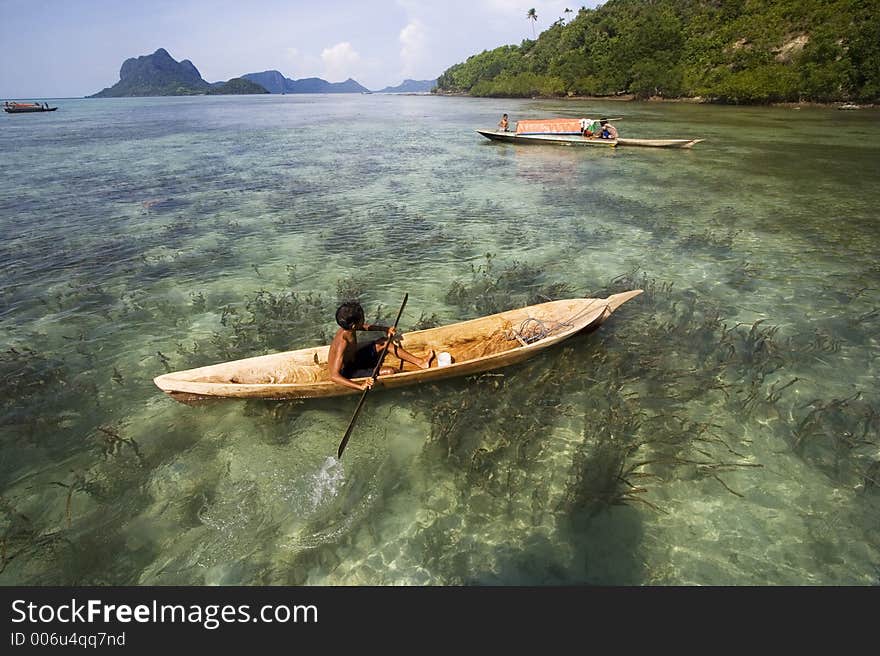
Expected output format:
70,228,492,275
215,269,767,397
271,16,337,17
1,94,878,585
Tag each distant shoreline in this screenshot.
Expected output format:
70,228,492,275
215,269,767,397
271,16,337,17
4,93,873,110
431,90,876,109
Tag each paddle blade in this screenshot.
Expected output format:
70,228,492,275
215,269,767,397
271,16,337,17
337,429,352,459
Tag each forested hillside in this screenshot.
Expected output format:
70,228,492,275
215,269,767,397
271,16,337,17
90,48,211,97
436,0,880,103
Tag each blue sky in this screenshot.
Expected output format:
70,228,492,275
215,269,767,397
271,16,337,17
0,0,601,98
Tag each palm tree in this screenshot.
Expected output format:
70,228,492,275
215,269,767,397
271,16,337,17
526,8,538,38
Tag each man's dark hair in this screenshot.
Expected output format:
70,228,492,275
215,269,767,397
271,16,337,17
336,302,365,329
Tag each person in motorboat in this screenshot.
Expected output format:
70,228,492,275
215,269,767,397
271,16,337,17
498,113,509,131
328,301,436,391
599,119,618,139
580,117,600,138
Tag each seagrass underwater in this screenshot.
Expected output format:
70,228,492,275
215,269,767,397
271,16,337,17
1,94,879,585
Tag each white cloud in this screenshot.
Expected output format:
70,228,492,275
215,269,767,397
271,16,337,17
283,46,321,78
320,41,361,82
391,1,595,81
399,19,428,78
283,47,303,72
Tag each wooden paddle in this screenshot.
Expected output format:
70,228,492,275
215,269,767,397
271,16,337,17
336,293,409,459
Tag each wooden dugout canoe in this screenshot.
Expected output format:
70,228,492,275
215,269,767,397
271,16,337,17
154,290,642,401
616,137,703,148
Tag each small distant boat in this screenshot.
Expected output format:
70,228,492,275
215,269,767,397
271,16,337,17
477,117,702,149
154,291,642,401
3,101,57,113
477,130,705,149
477,130,703,149
476,129,617,147
478,117,616,147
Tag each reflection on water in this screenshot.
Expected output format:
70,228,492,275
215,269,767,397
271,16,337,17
1,95,878,585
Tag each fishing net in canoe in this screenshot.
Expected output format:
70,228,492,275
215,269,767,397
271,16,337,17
504,300,612,346
505,318,557,345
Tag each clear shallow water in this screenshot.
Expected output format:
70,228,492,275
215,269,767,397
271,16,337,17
1,94,878,585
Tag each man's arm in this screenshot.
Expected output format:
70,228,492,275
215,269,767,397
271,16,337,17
365,324,398,342
363,322,390,333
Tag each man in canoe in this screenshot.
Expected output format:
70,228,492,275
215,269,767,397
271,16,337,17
328,301,435,391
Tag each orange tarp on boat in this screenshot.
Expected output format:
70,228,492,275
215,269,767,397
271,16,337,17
516,118,583,135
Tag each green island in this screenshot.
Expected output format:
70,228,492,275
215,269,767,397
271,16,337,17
89,48,268,97
436,0,880,104
206,77,270,95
